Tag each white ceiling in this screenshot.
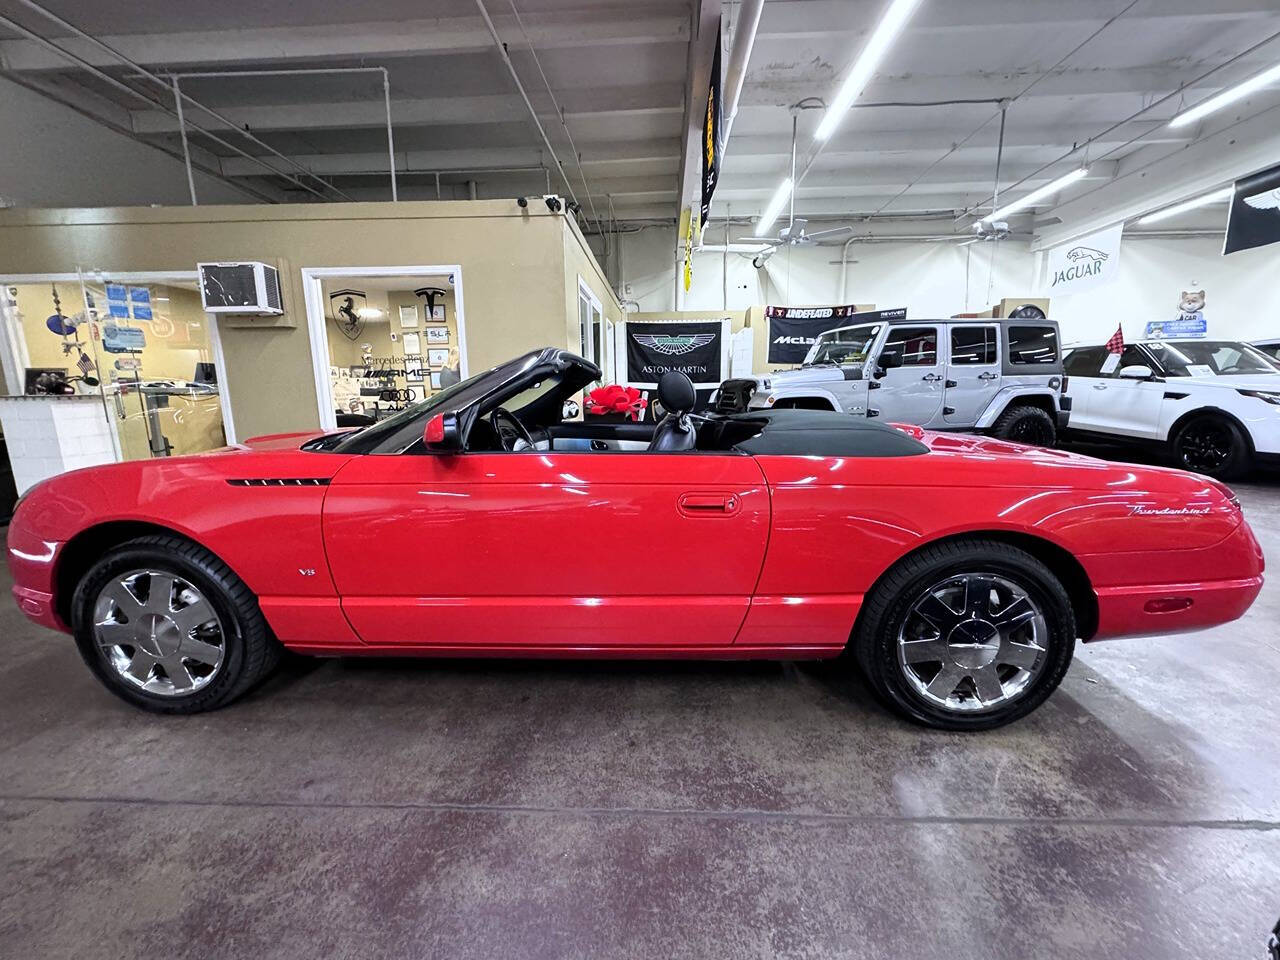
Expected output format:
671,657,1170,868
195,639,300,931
2,0,1279,244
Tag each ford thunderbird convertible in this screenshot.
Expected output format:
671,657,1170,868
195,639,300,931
7,348,1265,729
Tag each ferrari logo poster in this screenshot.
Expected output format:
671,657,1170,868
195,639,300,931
626,321,722,386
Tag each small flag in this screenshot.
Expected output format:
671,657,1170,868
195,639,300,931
1104,323,1124,355
76,351,95,375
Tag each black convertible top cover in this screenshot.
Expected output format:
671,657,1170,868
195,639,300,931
718,409,929,457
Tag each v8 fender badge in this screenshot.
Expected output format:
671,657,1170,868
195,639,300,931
1129,505,1212,516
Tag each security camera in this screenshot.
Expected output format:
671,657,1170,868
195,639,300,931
566,200,581,216
516,196,528,208
752,254,767,269
543,195,562,212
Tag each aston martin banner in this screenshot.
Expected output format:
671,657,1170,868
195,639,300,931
765,306,907,364
626,321,722,385
1224,162,1280,255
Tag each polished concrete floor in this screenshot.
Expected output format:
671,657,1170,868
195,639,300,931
3,477,1280,959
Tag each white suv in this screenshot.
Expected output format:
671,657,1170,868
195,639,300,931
1062,338,1280,478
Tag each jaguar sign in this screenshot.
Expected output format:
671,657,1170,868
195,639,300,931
1044,224,1123,296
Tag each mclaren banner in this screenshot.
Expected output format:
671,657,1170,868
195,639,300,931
1224,161,1280,255
765,306,907,364
626,321,723,386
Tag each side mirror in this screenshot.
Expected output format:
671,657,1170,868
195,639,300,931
875,350,903,378
1118,364,1154,380
423,412,461,451
562,399,581,420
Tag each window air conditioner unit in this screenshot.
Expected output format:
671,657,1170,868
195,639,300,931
197,261,284,315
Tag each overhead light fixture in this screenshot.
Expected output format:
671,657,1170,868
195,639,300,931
814,0,925,141
1137,187,1234,224
754,177,794,237
981,167,1089,223
1169,62,1280,128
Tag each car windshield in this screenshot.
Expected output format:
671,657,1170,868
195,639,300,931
804,323,881,365
1144,340,1279,377
331,351,543,453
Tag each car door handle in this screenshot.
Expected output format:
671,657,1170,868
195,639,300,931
1092,383,1108,390
978,371,999,380
922,373,943,382
679,492,737,515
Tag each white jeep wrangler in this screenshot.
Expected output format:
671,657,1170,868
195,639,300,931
714,317,1070,446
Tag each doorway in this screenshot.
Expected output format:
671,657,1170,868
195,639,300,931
300,266,468,432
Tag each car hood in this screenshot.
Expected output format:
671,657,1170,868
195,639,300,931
747,365,857,388
1173,374,1280,391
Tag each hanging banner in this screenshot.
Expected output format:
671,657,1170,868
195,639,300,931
626,321,722,386
1044,223,1124,296
1224,162,1280,255
700,25,723,225
765,306,906,364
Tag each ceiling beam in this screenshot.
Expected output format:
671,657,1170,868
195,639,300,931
1032,101,1280,250
734,65,1257,109
128,87,683,135
715,162,1117,193
215,141,682,178
0,9,691,72
752,0,1280,38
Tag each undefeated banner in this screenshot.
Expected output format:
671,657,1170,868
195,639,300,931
765,306,907,364
1225,162,1280,255
626,321,723,386
700,25,723,225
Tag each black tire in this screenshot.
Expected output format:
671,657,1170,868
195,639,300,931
1172,414,1251,480
991,404,1057,447
852,539,1076,731
71,535,282,714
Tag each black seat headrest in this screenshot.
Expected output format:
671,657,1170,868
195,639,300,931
657,371,696,415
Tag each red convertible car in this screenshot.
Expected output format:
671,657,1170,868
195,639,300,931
7,348,1265,729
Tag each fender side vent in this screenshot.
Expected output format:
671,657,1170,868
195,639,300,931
1163,392,1190,401
227,478,330,487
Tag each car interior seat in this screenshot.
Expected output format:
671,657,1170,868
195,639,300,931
647,371,698,452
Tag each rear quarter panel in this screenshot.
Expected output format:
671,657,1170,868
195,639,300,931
749,443,1250,623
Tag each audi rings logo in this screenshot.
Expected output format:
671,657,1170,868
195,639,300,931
633,333,717,356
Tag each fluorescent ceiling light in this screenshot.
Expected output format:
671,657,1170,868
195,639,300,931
754,178,794,237
814,0,924,141
1137,187,1234,225
1169,62,1280,128
981,167,1089,223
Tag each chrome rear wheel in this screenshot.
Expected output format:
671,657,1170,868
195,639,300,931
896,573,1048,714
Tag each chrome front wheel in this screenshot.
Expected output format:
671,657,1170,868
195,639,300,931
93,569,226,696
896,573,1048,714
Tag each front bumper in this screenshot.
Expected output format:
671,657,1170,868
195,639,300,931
6,519,67,632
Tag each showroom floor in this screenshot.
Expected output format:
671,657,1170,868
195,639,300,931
2,481,1278,960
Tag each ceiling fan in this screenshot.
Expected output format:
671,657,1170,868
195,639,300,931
736,112,853,268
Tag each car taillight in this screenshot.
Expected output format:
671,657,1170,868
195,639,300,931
1061,375,1070,394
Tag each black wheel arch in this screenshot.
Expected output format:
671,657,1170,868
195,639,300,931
991,393,1057,422
850,530,1099,643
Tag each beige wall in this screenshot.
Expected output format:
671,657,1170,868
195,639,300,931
0,201,620,441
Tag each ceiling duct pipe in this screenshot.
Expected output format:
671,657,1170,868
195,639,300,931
719,0,765,155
